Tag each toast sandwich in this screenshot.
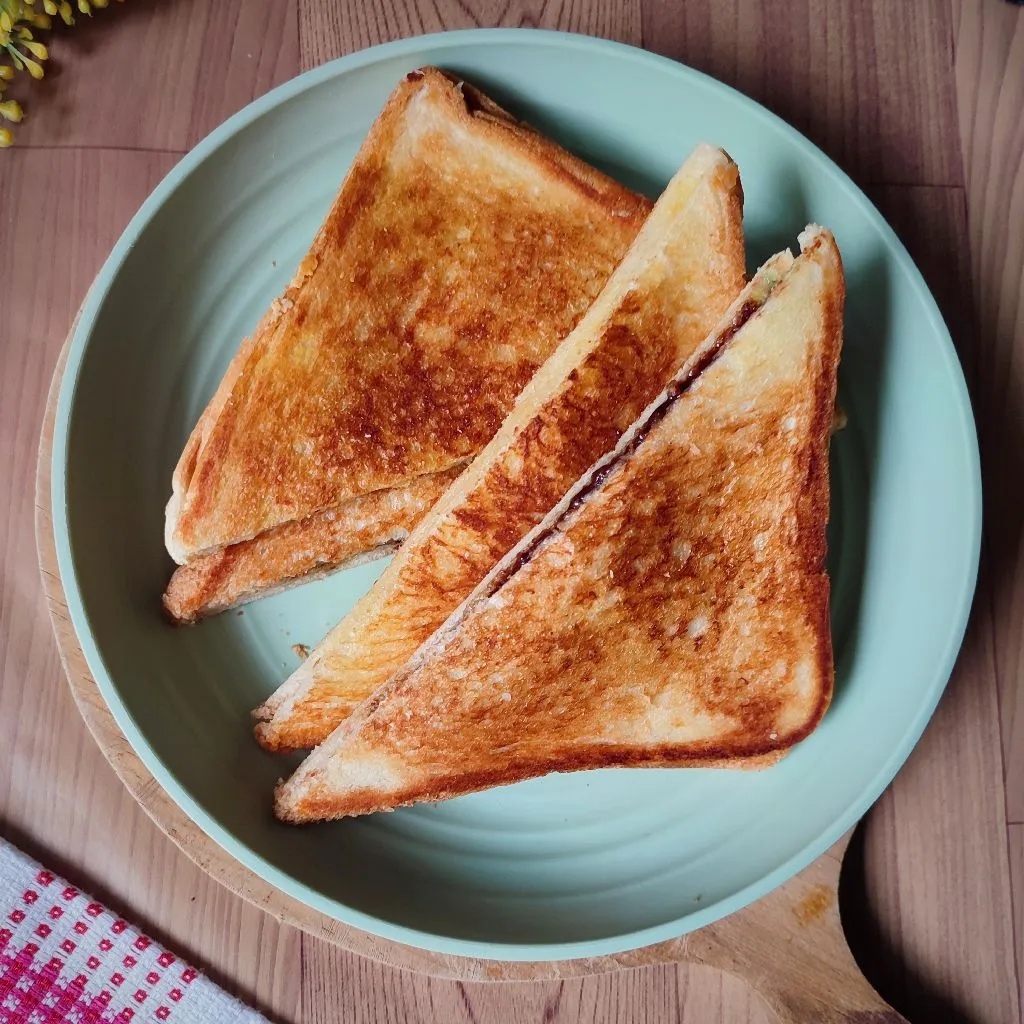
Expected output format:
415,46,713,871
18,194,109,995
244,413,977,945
254,144,746,750
163,67,649,622
274,226,844,821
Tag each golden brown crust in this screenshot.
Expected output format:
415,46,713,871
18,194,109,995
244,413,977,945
162,467,463,623
255,713,339,753
166,67,649,563
274,230,844,823
794,228,845,733
274,750,783,823
256,144,747,750
447,72,650,216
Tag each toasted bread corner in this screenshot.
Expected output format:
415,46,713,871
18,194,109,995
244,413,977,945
165,65,651,582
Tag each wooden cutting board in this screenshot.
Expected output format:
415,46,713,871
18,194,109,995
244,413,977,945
35,329,907,1024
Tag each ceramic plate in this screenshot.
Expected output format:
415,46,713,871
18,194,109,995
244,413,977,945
52,29,980,960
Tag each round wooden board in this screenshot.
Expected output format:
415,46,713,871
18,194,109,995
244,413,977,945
36,323,904,1021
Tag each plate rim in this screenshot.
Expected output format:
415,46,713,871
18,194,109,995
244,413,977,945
50,26,983,961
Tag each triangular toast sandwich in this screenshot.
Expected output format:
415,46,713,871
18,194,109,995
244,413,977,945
254,144,747,749
274,226,844,821
163,67,650,621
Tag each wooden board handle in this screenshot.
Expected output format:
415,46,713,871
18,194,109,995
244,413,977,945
749,957,908,1023
688,835,908,1023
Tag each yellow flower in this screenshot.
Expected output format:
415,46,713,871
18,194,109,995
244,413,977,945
0,0,128,141
0,99,23,122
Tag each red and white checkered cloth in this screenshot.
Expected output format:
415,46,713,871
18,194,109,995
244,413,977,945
0,836,266,1024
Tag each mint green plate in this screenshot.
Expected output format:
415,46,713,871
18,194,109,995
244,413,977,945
52,29,980,960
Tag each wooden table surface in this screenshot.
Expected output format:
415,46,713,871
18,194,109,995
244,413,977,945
1,2,1021,1021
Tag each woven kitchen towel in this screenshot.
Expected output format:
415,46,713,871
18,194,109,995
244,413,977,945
0,836,266,1024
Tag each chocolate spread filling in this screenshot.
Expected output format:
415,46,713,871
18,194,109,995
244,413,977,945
481,293,770,599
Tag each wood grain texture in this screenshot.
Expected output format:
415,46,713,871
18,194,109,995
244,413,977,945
640,0,963,188
954,0,1024,827
8,0,299,151
855,555,1017,1024
0,148,303,1024
1,1,1021,1022
298,954,769,1024
953,0,1024,1005
300,961,768,1023
850,182,1020,1024
1011,825,1024,1019
297,0,642,69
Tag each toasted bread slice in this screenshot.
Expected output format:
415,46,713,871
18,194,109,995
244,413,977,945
273,226,844,822
254,144,746,750
162,466,464,623
164,67,649,576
